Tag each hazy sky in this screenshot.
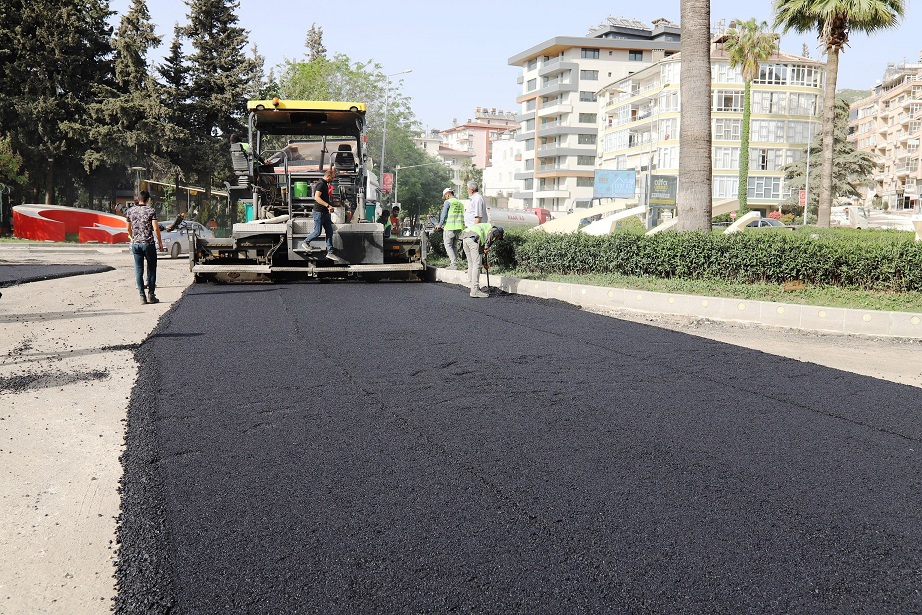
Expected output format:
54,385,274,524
110,0,919,130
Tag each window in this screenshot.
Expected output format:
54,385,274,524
714,118,742,141
581,48,600,59
525,159,534,170
578,134,597,145
750,119,786,143
658,146,678,169
527,58,537,71
713,90,744,112
789,64,821,88
751,91,787,115
577,177,594,187
748,176,783,199
523,179,534,190
527,78,537,91
580,70,599,80
629,50,644,61
714,147,741,170
713,175,739,198
579,91,598,102
525,118,535,131
525,99,536,111
749,148,787,171
525,139,535,151
754,64,787,85
577,155,595,165
578,113,597,124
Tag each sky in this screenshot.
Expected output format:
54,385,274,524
110,0,920,131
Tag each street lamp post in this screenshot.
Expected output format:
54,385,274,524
802,99,817,226
379,69,412,181
645,83,670,228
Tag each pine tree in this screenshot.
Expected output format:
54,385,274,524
76,0,164,178
304,23,326,62
0,0,114,204
157,23,194,181
184,0,259,218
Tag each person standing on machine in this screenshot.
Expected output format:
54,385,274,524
300,169,336,257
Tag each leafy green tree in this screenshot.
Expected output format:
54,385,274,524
0,134,27,187
724,18,777,211
676,0,713,231
773,0,906,227
782,97,878,211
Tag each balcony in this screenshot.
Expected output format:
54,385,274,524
539,60,577,78
537,103,573,118
534,189,570,199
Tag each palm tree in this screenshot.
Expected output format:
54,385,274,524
677,0,713,231
724,19,777,212
773,0,905,227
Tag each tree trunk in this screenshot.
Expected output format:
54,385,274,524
45,159,53,205
817,47,838,228
677,0,712,231
738,80,751,210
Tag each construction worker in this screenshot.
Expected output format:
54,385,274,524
436,187,465,269
461,222,504,298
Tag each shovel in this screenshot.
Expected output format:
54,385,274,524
483,248,490,294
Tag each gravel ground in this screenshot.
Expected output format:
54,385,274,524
115,281,922,614
2,246,921,614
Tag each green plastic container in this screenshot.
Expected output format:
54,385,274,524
364,204,376,222
292,181,308,198
244,202,254,222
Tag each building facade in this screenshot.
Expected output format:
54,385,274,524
508,17,681,213
440,108,518,169
482,130,525,209
598,40,825,214
849,60,922,211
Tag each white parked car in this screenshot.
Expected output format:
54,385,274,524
158,220,215,258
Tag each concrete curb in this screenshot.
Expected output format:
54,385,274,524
430,266,922,340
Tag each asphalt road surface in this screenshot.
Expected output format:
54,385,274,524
116,281,922,614
0,263,113,287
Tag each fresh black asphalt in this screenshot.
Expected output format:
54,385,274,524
0,263,113,287
116,281,922,614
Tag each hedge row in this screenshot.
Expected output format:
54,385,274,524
501,229,922,292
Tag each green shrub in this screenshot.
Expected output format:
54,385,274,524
513,228,922,292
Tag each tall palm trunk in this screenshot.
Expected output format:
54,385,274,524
677,0,713,231
817,48,838,227
738,80,751,209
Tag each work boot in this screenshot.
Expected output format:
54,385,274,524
147,292,159,304
470,288,489,298
139,294,148,305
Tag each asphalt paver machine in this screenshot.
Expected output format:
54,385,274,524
191,99,427,282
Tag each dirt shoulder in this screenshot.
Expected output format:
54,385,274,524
0,247,191,614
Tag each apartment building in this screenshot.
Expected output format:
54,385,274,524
598,38,825,214
849,59,922,211
508,17,681,212
482,130,525,209
440,108,518,169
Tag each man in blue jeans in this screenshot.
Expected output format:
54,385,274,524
126,190,164,305
300,169,336,256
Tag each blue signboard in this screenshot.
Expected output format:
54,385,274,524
593,169,637,199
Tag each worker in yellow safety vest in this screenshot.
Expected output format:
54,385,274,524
461,222,504,298
436,187,466,269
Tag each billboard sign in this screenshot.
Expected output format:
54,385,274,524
649,175,678,206
382,173,393,193
593,169,637,199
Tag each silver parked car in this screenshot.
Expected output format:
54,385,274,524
158,220,216,258
746,217,794,230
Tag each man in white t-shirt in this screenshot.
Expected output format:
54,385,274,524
464,181,488,227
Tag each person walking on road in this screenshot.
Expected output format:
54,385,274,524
126,190,163,305
436,187,465,269
300,169,336,256
461,222,504,298
465,181,487,227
